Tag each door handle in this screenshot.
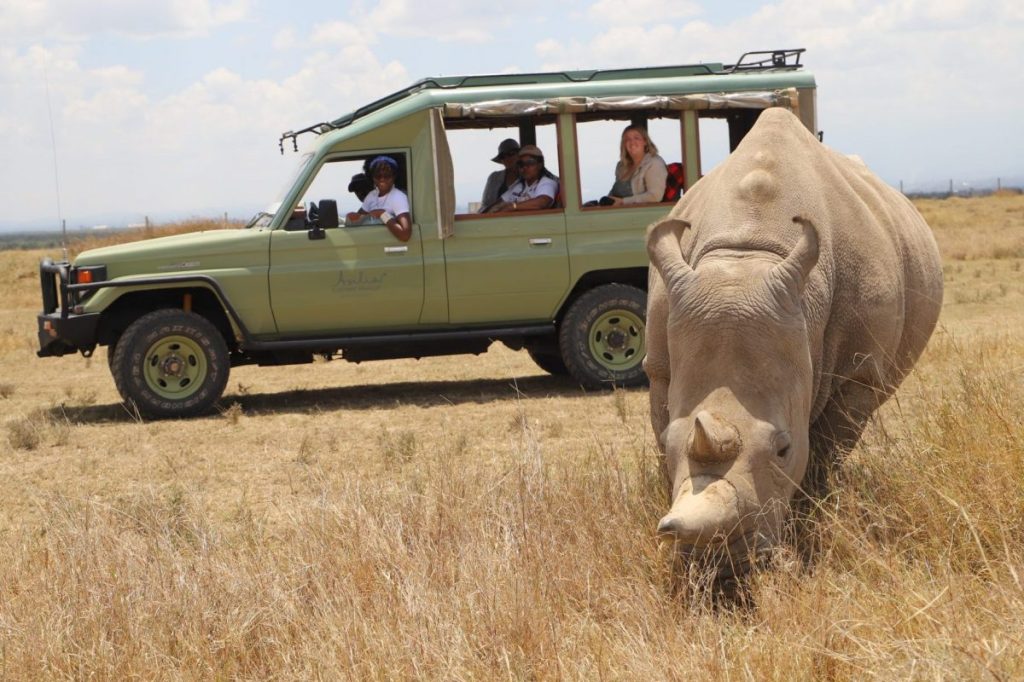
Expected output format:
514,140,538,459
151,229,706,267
384,246,408,254
529,238,553,246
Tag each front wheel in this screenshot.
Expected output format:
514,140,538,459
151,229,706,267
559,284,647,390
111,309,230,418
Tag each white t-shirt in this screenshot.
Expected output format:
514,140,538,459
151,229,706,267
361,187,410,216
500,175,558,205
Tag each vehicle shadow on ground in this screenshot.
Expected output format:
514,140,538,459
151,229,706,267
228,374,590,414
51,374,621,423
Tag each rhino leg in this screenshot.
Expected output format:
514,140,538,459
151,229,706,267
805,378,888,497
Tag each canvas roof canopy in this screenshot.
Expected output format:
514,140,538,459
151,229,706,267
442,89,800,128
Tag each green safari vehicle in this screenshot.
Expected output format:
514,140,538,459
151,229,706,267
36,49,818,418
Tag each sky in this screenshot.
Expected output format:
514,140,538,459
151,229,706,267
1,0,1022,231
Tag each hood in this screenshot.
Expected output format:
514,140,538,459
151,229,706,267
74,228,271,279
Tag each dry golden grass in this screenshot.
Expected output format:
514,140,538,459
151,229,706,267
0,198,1022,678
917,190,1024,261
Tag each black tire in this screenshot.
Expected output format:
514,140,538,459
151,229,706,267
558,284,648,390
526,344,569,376
111,309,230,418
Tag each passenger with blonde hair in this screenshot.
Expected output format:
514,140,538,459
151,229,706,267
604,125,668,206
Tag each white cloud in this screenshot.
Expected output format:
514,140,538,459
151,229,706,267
353,0,525,43
272,27,295,50
0,0,48,34
587,0,701,25
0,0,250,41
0,30,416,227
311,21,373,47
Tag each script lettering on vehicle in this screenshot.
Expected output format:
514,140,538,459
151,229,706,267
334,271,388,292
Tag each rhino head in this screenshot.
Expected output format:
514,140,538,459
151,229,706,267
647,215,820,576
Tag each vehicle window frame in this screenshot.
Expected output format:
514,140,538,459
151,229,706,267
450,115,565,223
572,111,688,213
278,148,414,232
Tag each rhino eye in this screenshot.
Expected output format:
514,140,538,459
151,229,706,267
774,431,792,459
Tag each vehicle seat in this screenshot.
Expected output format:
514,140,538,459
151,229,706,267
662,162,685,202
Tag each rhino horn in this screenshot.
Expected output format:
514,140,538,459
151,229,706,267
688,410,741,464
657,476,741,546
768,216,820,301
647,218,696,297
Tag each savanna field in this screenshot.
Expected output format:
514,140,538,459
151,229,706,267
1,195,1023,679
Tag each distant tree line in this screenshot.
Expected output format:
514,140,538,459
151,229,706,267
0,232,69,250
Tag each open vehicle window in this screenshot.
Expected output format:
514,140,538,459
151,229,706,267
575,115,683,207
698,115,730,178
445,119,561,215
287,153,410,230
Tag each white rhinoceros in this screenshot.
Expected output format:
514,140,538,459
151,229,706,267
645,107,943,576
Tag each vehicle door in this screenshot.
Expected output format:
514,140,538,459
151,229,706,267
440,116,570,325
442,211,569,324
268,153,425,336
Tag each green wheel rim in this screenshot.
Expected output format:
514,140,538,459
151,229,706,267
588,309,645,372
142,335,208,400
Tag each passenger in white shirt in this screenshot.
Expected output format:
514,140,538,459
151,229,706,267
486,145,559,213
345,155,412,242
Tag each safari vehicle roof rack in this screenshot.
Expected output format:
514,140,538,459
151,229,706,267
278,48,806,153
725,48,804,73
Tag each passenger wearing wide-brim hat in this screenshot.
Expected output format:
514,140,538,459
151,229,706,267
345,155,412,242
480,138,521,212
487,144,560,213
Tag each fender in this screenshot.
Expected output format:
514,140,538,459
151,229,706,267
71,274,256,341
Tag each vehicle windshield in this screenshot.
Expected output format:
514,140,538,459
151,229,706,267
245,152,314,229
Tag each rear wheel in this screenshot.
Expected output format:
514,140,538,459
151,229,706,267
111,309,230,418
526,342,569,376
559,284,647,390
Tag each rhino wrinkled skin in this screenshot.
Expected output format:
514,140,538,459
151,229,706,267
645,107,943,576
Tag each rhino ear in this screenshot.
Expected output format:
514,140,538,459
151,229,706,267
647,218,695,297
769,216,819,301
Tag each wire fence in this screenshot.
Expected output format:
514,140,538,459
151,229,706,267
898,176,1023,199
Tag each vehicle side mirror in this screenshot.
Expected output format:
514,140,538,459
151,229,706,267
307,199,338,240
317,199,339,229
306,201,324,240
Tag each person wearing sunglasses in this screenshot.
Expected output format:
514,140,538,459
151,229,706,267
487,145,558,213
345,155,412,242
480,138,520,213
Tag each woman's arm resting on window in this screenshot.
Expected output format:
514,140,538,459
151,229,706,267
385,212,412,242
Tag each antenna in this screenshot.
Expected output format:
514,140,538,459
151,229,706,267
44,67,67,261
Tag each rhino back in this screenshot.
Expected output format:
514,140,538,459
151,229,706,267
668,107,943,420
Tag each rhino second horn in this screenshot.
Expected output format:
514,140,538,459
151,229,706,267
688,410,741,464
768,216,821,302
